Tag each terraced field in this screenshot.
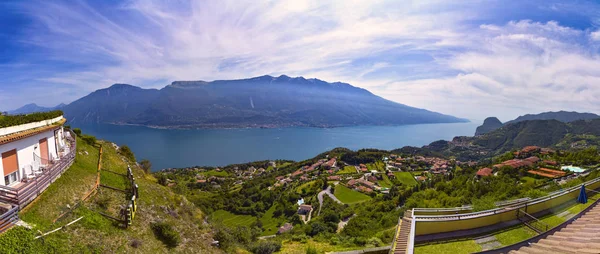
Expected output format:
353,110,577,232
211,210,255,227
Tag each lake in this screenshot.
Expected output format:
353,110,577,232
73,121,480,170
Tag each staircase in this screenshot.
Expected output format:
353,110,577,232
509,202,600,254
392,217,412,254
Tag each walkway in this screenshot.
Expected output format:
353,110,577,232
509,202,600,254
317,186,343,216
391,216,412,254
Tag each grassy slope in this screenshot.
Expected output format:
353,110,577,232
334,185,371,204
379,174,393,188
337,166,357,175
211,210,255,228
260,205,284,236
394,172,417,186
6,138,219,253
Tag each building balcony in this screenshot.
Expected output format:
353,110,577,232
0,130,76,208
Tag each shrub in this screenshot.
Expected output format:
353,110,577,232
140,159,152,173
129,239,142,248
249,240,282,254
306,245,318,254
151,222,181,248
73,128,82,136
81,135,96,145
157,174,168,186
0,110,63,128
119,145,136,162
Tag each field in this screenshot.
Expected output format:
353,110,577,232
379,174,393,188
394,172,418,186
211,210,255,227
334,185,371,204
296,180,318,194
200,170,229,177
260,205,285,236
366,161,385,172
337,166,357,175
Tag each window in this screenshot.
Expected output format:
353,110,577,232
4,171,19,185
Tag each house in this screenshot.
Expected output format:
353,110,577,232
367,176,378,182
298,204,312,215
387,172,395,179
327,175,341,181
196,179,207,184
277,223,293,234
0,112,76,210
524,156,540,164
544,160,558,166
476,168,493,177
347,179,357,187
357,185,373,193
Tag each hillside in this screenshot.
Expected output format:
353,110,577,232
475,111,600,136
61,75,467,128
505,111,600,125
410,119,600,161
0,136,218,253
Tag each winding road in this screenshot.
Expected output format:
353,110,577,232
317,185,343,216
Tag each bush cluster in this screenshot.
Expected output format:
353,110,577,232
0,110,63,128
81,135,97,146
119,145,136,162
151,222,181,248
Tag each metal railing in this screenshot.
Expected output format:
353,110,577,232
412,176,600,222
0,130,76,208
516,209,549,234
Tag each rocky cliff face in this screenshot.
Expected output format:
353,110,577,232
475,117,503,136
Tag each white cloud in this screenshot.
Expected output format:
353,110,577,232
2,0,600,121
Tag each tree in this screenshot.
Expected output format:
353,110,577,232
119,145,136,162
72,128,82,136
140,159,152,173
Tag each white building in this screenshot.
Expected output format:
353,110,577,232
0,115,68,186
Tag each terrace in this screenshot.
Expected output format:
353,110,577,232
0,130,76,208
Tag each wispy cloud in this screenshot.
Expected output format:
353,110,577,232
1,0,600,120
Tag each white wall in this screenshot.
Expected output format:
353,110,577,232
0,129,60,185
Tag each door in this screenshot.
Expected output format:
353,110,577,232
2,149,19,185
39,138,49,162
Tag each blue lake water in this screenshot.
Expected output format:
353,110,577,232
73,122,480,170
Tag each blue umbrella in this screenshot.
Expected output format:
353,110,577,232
577,184,588,204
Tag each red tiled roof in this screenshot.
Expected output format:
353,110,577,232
476,167,493,177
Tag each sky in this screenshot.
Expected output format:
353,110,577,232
1,0,600,121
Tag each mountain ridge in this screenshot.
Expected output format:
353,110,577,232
56,75,467,128
474,111,600,135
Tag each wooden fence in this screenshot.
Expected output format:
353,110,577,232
125,165,139,227
0,206,19,233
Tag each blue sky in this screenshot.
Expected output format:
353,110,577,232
1,0,600,121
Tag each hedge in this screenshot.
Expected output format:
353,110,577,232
0,110,63,128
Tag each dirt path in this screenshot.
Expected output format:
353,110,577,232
337,214,356,233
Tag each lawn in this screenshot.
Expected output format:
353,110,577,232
296,180,318,194
334,185,371,204
494,225,537,246
415,240,481,254
200,170,229,177
379,174,393,188
394,172,418,186
211,210,256,228
260,205,285,236
337,166,357,175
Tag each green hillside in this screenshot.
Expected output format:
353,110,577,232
0,136,218,253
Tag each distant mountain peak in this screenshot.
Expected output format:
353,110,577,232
475,117,503,136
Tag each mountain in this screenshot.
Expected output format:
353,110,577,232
8,103,65,115
505,111,600,125
62,75,467,128
474,111,600,136
475,117,503,136
409,118,600,161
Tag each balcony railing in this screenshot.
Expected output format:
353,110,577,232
0,205,19,233
0,130,76,208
